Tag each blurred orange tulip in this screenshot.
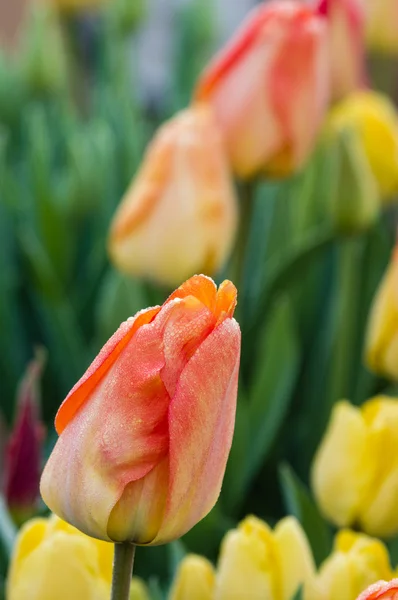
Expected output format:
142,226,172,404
317,0,365,100
41,275,241,546
194,1,329,179
109,106,238,287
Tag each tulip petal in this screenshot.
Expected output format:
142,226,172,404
153,317,241,544
357,579,398,600
55,306,160,434
311,401,376,527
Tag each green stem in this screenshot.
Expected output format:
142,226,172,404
111,543,136,600
326,238,362,416
232,180,256,289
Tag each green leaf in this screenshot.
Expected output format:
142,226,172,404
291,586,304,600
0,497,16,558
95,269,147,346
279,463,332,567
168,540,187,581
248,226,336,333
221,388,251,514
246,298,300,490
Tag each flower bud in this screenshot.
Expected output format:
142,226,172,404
365,0,398,56
366,244,398,380
41,275,241,545
6,514,149,600
215,515,318,599
357,579,398,600
7,515,149,600
108,107,237,287
317,0,365,100
4,351,46,523
323,125,379,234
19,5,68,96
312,397,398,538
314,530,393,600
169,555,215,600
194,2,329,179
328,91,398,201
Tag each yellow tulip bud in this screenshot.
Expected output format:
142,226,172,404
168,555,215,600
215,515,317,600
108,106,238,287
365,247,398,380
314,530,393,600
322,126,379,234
312,397,398,538
6,514,148,600
328,91,398,200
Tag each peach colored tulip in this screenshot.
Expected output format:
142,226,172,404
357,579,398,599
109,106,237,287
317,0,365,100
194,1,329,179
40,275,241,545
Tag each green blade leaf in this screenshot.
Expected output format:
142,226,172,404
279,463,332,567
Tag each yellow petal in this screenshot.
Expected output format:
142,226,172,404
169,555,215,600
311,401,375,527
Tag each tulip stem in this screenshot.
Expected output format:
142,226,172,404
232,180,256,309
111,542,136,600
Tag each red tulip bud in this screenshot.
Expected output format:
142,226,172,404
4,350,46,522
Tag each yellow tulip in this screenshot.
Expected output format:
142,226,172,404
313,530,393,600
312,397,398,538
214,515,319,600
365,246,398,380
328,91,398,200
169,555,215,600
6,514,149,600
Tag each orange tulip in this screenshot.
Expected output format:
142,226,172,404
194,1,329,179
357,579,398,599
317,0,365,100
40,275,241,545
108,106,237,287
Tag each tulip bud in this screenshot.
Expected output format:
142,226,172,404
194,2,329,179
168,555,215,600
105,0,146,36
41,275,241,545
6,514,149,600
108,107,238,287
19,5,68,96
215,515,318,599
365,245,398,380
365,0,398,56
357,579,398,600
323,125,379,234
312,397,398,538
328,91,398,201
41,0,108,12
4,351,46,524
314,530,393,600
317,0,365,100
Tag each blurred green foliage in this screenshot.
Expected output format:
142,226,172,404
0,1,397,596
